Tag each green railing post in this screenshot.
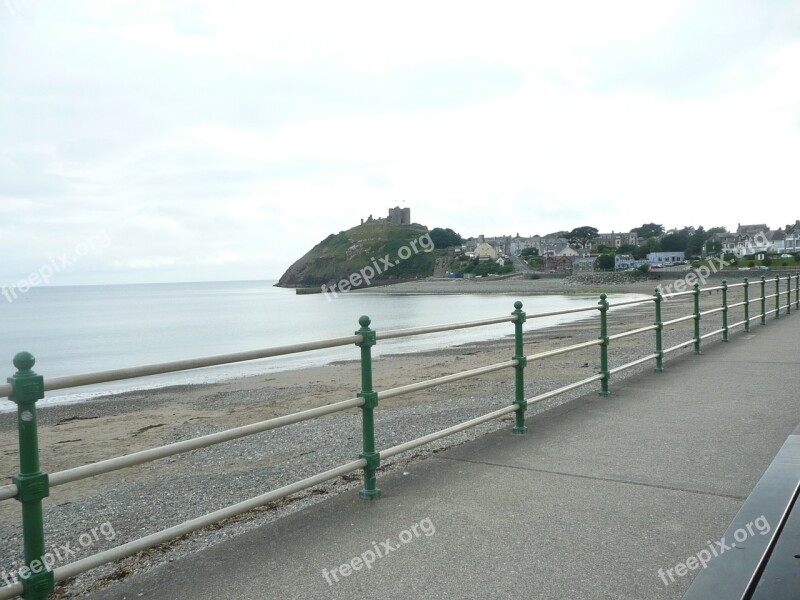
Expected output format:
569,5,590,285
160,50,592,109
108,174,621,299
511,301,527,434
693,283,701,354
760,276,766,325
775,275,780,319
8,352,55,600
654,288,663,372
743,278,750,333
795,274,799,309
355,316,380,500
721,279,729,342
598,293,610,396
786,274,791,315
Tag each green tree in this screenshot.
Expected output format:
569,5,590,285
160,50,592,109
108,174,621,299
429,227,463,248
633,223,665,239
568,226,599,248
661,227,692,252
597,254,615,271
520,247,539,257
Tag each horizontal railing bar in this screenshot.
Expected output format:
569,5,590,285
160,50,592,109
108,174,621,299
704,285,724,292
726,282,746,288
50,459,367,585
376,315,516,341
378,360,517,401
380,404,518,459
606,297,654,308
0,335,365,399
728,301,746,309
729,320,747,329
608,354,659,375
0,398,366,500
764,293,778,300
662,315,695,326
526,305,600,319
661,289,696,299
526,339,602,362
0,581,20,600
607,325,658,341
526,374,605,404
749,315,761,322
662,339,695,355
700,328,725,340
700,307,724,316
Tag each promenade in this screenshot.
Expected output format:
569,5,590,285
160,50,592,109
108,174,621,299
89,315,800,600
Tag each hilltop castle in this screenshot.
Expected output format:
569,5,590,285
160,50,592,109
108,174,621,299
362,206,411,226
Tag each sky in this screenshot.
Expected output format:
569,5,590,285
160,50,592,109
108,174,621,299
1,0,799,285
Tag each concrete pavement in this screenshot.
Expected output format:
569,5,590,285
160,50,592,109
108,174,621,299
89,314,800,600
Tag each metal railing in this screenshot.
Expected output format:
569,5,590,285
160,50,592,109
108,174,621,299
1,274,798,599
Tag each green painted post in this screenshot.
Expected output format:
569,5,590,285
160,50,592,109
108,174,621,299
760,276,766,325
693,283,701,354
721,279,729,342
796,274,799,309
775,275,780,319
7,352,55,600
511,301,527,434
598,293,610,396
654,288,663,372
786,274,791,315
743,278,750,333
355,316,380,500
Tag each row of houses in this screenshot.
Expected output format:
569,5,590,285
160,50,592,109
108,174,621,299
711,222,800,256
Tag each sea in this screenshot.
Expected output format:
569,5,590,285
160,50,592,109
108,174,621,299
0,281,647,410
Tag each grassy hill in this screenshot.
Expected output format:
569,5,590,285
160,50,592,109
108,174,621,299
277,221,437,288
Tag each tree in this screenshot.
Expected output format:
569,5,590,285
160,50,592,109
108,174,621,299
641,237,661,255
568,226,599,248
660,227,692,252
597,254,615,271
429,228,463,248
544,230,570,239
685,226,706,257
520,247,539,257
633,223,665,239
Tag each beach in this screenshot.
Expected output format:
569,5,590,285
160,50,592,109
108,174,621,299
0,275,754,597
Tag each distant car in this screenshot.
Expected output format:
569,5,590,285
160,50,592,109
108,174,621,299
757,265,770,270
738,267,750,271
780,254,792,258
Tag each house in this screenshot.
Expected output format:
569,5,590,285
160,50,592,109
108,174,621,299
614,254,648,270
648,252,685,265
735,224,771,256
510,234,540,255
572,257,598,272
767,230,785,253
474,235,499,262
545,256,573,272
784,221,800,253
593,231,638,249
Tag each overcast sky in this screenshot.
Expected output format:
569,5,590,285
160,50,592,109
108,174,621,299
1,1,798,285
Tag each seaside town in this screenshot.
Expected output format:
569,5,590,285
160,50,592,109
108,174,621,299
450,221,800,276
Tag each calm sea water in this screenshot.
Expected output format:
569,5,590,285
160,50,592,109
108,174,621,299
0,281,646,409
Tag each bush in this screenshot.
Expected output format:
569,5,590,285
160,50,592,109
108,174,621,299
747,261,755,268
637,264,650,274
763,256,773,267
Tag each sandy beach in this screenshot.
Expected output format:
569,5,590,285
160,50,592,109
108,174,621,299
0,274,757,597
